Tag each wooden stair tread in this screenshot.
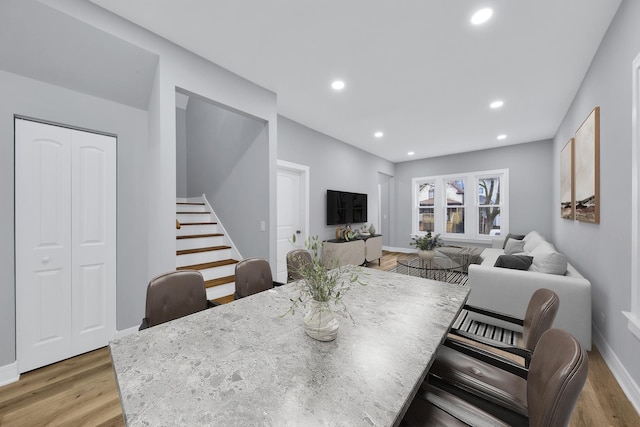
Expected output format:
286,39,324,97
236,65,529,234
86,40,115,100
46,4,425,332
177,246,231,256
177,202,205,205
176,233,223,240
205,275,235,288
179,222,218,226
177,259,239,270
211,294,235,305
177,211,211,214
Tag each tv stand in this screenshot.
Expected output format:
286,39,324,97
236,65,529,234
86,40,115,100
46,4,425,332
322,235,382,267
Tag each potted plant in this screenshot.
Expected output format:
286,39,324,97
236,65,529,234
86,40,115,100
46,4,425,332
286,235,363,341
410,232,442,262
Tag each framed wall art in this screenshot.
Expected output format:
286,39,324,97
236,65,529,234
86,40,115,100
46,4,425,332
574,107,600,223
560,138,574,219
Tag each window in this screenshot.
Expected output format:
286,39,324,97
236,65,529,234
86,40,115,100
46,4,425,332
412,169,508,241
478,176,502,236
445,179,465,234
625,50,640,339
417,182,435,232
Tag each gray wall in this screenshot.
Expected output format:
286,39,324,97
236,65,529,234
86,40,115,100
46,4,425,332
1,0,279,372
176,107,187,198
185,97,270,258
0,69,149,366
277,116,395,243
552,0,640,387
393,140,554,249
378,173,392,246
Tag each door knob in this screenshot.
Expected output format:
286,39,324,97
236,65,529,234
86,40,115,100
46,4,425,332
296,230,301,234
42,256,50,263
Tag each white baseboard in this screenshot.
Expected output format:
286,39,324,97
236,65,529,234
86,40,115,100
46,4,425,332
115,325,139,340
0,361,19,387
383,245,414,254
592,323,640,414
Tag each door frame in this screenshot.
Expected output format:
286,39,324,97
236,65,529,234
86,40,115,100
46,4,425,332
276,160,310,275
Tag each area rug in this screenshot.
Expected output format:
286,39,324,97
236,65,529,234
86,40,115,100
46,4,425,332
388,266,521,345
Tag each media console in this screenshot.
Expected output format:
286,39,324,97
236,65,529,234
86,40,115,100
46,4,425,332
322,235,383,267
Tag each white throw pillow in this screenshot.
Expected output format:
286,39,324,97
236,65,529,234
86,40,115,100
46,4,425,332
528,242,567,275
504,238,526,255
523,231,546,252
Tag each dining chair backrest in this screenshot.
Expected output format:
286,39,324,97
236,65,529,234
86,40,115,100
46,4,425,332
522,288,560,351
141,270,209,329
235,258,274,299
527,329,588,427
286,249,313,283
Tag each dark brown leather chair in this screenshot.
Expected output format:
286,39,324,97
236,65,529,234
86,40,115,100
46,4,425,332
234,258,284,299
139,270,212,330
403,329,588,427
427,288,559,415
286,249,313,283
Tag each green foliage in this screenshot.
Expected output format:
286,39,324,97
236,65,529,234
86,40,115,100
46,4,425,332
284,235,364,320
410,232,442,250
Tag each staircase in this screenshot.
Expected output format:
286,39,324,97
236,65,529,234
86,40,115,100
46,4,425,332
175,198,238,304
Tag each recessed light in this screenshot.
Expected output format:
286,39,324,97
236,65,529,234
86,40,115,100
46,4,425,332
471,8,493,25
408,151,415,156
331,80,345,91
490,100,504,109
497,134,507,140
374,131,384,138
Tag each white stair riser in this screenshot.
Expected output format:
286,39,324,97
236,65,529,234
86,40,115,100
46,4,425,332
176,204,206,213
177,213,211,223
199,264,236,281
177,249,232,267
177,224,218,236
206,283,235,301
176,236,224,251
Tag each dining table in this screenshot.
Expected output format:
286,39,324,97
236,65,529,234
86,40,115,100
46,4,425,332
109,267,469,426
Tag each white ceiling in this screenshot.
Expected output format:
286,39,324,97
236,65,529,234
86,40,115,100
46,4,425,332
89,0,621,163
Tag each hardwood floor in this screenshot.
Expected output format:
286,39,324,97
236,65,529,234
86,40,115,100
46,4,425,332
0,347,124,426
1,250,637,426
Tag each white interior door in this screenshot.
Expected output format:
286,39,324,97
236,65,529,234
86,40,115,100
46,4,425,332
71,131,116,354
276,161,309,283
16,120,73,372
16,119,116,373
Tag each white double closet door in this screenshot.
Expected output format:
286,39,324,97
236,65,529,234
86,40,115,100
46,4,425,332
15,118,116,373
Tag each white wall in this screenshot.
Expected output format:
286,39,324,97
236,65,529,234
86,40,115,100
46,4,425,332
393,140,554,249
0,69,149,365
185,96,270,258
552,0,640,405
176,107,188,198
277,116,395,242
0,0,279,372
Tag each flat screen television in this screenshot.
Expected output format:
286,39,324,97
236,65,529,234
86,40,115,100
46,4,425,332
326,190,368,225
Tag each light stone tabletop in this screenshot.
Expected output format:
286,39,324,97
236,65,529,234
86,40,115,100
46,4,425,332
110,267,469,427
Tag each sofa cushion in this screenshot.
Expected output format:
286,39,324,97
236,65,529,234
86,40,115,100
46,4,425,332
523,231,546,252
529,242,567,275
494,254,534,270
504,238,526,255
502,233,526,249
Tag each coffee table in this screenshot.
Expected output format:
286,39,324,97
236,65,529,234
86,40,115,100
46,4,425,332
396,252,463,282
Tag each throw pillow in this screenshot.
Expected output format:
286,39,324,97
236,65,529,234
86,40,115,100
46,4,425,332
529,242,568,275
494,254,534,270
504,238,526,255
523,232,546,252
502,233,526,249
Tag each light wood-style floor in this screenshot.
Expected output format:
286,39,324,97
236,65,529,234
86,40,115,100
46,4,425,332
1,251,638,426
